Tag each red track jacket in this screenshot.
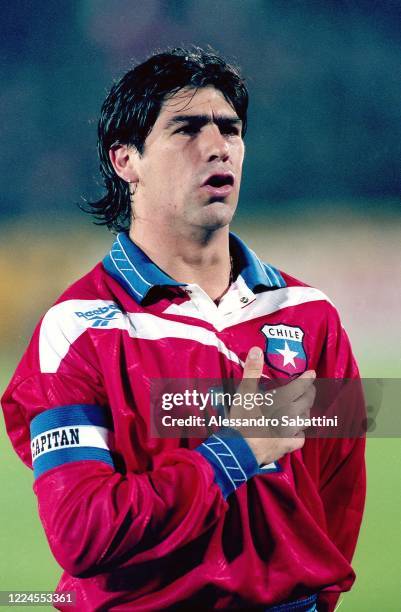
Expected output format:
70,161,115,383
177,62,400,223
2,232,365,611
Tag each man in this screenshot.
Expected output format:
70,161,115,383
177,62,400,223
2,48,365,611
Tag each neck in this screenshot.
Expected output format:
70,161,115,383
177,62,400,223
129,220,232,301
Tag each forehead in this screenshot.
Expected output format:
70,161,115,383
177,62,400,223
157,86,238,123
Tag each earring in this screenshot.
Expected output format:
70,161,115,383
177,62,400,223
128,181,137,202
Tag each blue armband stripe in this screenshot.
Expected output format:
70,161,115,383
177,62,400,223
30,404,114,479
30,404,112,438
33,447,114,479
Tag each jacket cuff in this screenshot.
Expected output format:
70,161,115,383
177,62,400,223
195,427,259,499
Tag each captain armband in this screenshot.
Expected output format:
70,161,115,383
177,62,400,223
30,404,115,479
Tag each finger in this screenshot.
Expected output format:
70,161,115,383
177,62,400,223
289,384,316,419
243,346,264,378
289,431,306,452
275,434,306,456
299,370,316,379
240,346,264,394
273,370,316,405
276,388,316,440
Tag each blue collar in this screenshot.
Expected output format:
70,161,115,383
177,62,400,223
229,232,286,292
103,231,286,304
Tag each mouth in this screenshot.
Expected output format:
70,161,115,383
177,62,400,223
201,172,235,198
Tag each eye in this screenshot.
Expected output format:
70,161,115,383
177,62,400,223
220,125,241,136
174,125,199,136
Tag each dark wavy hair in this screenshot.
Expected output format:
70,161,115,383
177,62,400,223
84,46,248,232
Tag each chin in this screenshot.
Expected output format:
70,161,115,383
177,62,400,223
204,199,236,223
202,207,235,229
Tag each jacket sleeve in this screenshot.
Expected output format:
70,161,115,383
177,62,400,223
315,304,366,612
1,316,259,578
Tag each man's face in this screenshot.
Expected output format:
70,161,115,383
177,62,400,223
133,86,245,233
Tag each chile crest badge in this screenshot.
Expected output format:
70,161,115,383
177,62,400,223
261,323,307,376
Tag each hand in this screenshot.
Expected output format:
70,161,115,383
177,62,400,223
231,346,316,465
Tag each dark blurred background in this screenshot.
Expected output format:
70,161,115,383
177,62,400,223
1,2,400,610
2,0,401,222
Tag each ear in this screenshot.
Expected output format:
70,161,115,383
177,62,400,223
109,144,139,183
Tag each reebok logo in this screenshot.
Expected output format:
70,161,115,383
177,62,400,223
75,304,121,327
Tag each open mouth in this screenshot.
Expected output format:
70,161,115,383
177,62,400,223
203,173,234,188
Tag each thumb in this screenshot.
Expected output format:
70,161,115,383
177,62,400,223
243,346,264,379
235,347,265,414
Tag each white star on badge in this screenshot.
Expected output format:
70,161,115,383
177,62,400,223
276,341,298,367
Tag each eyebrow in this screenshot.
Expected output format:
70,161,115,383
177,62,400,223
164,114,242,131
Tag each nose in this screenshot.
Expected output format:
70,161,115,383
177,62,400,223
201,124,230,163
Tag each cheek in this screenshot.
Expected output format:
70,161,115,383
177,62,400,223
239,143,246,163
161,153,186,181
140,146,172,179
161,158,192,190
144,158,186,203
233,142,245,167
